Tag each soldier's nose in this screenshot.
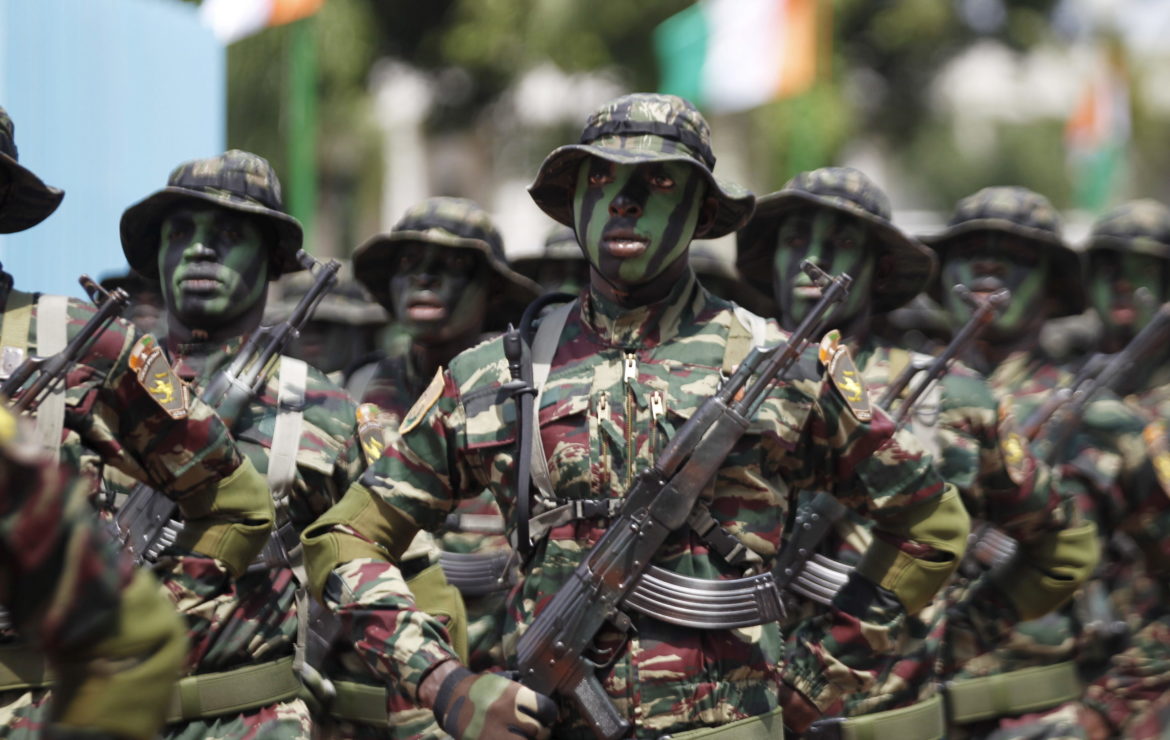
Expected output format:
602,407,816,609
184,241,217,260
609,196,642,219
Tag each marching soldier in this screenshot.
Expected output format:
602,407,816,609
924,187,1161,739
737,168,1095,737
301,93,968,739
116,150,366,738
0,107,273,737
1075,200,1170,739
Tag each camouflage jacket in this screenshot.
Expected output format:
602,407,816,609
362,342,511,675
316,272,949,738
835,341,1069,714
154,334,363,737
0,408,187,740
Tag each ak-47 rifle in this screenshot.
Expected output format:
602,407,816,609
1020,301,1170,464
879,285,1010,426
112,251,341,563
514,262,852,740
2,275,130,412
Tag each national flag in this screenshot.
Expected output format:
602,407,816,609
1065,44,1130,211
200,0,325,44
653,0,819,113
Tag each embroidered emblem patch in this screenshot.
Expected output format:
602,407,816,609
824,336,872,422
129,335,188,419
399,369,445,436
1141,421,1170,498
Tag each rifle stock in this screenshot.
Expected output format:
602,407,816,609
514,261,851,739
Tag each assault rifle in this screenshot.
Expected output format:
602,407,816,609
514,262,852,740
2,275,130,412
878,285,1010,426
1021,301,1170,464
113,250,341,563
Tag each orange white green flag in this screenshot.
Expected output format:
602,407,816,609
654,0,818,113
200,0,325,44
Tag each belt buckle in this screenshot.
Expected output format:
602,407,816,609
805,716,845,740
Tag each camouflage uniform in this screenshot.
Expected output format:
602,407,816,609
1075,201,1170,739
0,109,270,739
117,151,364,739
737,169,1086,727
303,94,966,739
924,188,1144,740
0,405,188,740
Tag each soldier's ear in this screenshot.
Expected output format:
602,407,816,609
874,252,895,289
693,196,719,239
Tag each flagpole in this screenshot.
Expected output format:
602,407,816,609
287,16,317,251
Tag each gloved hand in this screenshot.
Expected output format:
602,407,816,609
432,665,557,740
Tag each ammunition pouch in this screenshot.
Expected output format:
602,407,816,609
942,661,1082,724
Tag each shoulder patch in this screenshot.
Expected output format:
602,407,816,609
356,402,390,464
997,397,1032,486
399,369,445,436
826,340,872,422
1141,421,1170,498
129,335,188,419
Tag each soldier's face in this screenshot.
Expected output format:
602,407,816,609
772,207,874,331
389,243,488,343
940,233,1050,338
572,158,705,289
1088,249,1167,340
158,205,269,329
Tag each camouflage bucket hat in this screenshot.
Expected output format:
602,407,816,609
922,186,1085,318
0,106,65,234
1084,199,1170,261
120,149,304,279
735,167,936,313
528,93,755,239
352,197,541,330
512,224,586,283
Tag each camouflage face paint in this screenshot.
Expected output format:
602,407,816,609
572,158,704,289
940,233,1050,338
772,207,875,332
158,205,269,330
389,243,489,343
1088,248,1168,342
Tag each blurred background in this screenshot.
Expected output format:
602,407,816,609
1,0,1168,297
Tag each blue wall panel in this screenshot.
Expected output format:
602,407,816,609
0,0,224,298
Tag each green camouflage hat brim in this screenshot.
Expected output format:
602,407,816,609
352,229,541,331
0,151,64,234
528,137,755,240
922,219,1085,318
119,187,304,280
736,189,937,314
1085,236,1170,261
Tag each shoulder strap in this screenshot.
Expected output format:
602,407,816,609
34,294,69,462
528,300,576,502
269,356,308,497
723,306,768,376
0,289,35,378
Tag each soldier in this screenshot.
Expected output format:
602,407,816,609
689,241,775,317
512,223,590,295
737,168,1095,736
301,93,969,739
117,150,366,738
341,197,539,737
0,107,273,737
923,187,1158,739
1075,200,1170,739
0,404,187,740
265,270,389,381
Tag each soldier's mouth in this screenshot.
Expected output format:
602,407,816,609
969,276,1004,297
179,277,224,293
407,295,446,321
601,230,648,259
1111,306,1136,325
794,285,822,300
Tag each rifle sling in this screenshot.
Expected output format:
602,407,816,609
0,288,34,379
34,294,68,462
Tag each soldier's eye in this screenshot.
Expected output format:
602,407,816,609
837,237,856,250
588,172,613,187
649,173,675,190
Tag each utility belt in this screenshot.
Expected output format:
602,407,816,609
438,550,516,597
806,694,946,740
0,645,302,723
660,705,786,739
941,661,1082,724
